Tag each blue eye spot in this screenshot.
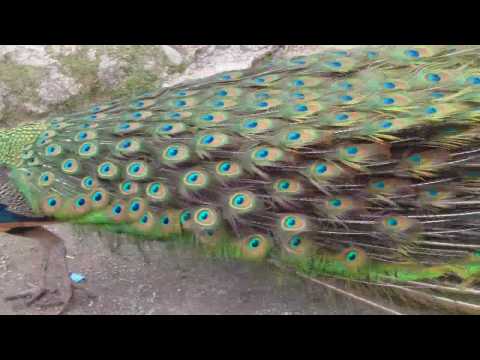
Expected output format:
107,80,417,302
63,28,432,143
120,123,130,130
136,101,145,107
140,215,149,224
188,173,199,183
367,51,378,59
330,199,342,207
258,101,269,108
255,77,265,84
468,76,480,85
130,202,140,212
151,184,160,193
47,146,56,154
42,175,49,182
327,61,342,68
336,113,349,121
177,91,187,96
220,162,231,172
181,211,191,224
405,49,420,58
428,189,438,197
295,104,308,112
293,92,304,99
216,90,228,97
76,198,86,207
175,100,187,108
162,124,173,132
161,216,170,225
387,218,398,226
256,149,269,159
383,97,395,105
431,92,444,98
93,192,103,202
233,195,245,206
279,180,290,190
121,140,132,149
130,164,141,173
426,106,437,114
294,79,305,87
409,154,422,164
346,146,358,155
213,100,224,108
381,120,393,129
133,112,143,119
123,182,132,191
384,82,396,89
91,106,101,112
89,114,97,120
292,58,306,65
316,164,327,174
167,147,178,157
374,181,385,189
81,144,91,152
249,238,260,248
222,75,232,81
245,120,258,129
64,160,73,169
113,205,123,215
48,198,57,207
170,112,181,119
201,114,214,121
287,132,301,141
290,236,302,248
202,135,215,145
285,216,296,228
340,95,353,102
101,164,111,173
427,73,441,82
198,210,209,221
340,82,352,90
78,132,87,140
255,92,269,99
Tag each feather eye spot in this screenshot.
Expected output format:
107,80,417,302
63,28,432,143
374,181,385,189
233,194,245,206
295,104,308,112
383,97,395,105
175,100,187,108
426,73,441,82
367,51,378,59
216,89,228,97
257,101,269,108
425,106,437,114
428,189,438,197
316,163,327,174
93,192,103,202
293,92,305,99
284,216,297,228
289,235,302,249
405,49,420,58
346,250,358,262
336,113,349,121
431,92,444,98
161,216,170,225
255,149,269,159
219,162,231,172
409,153,422,164
112,205,123,215
287,131,301,141
387,217,398,227
187,172,199,184
166,147,179,157
467,76,480,85
180,210,191,224
76,197,87,207
340,95,353,102
47,198,57,207
177,91,187,97
222,75,232,81
197,210,209,222
245,120,258,129
327,61,342,68
255,77,265,84
294,79,305,87
330,199,342,207
129,201,141,212
248,237,261,249
170,112,182,120
201,135,215,145
201,114,214,122
279,180,290,190
161,124,173,132
384,82,396,89
381,120,393,129
346,146,358,155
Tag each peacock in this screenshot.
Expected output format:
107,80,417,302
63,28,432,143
4,45,480,314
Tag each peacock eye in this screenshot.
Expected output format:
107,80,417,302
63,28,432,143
387,218,398,227
248,237,261,249
290,236,302,248
346,251,358,262
316,164,327,174
233,195,245,206
198,210,209,221
161,216,170,225
330,199,342,207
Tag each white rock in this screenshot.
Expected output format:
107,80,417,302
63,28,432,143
87,48,97,61
160,46,184,66
0,45,56,67
97,55,126,88
38,66,82,104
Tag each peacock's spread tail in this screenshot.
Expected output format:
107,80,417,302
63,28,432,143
6,45,480,312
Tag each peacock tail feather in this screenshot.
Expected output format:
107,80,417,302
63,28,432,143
6,45,480,312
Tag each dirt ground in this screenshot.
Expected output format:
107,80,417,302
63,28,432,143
0,224,418,315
